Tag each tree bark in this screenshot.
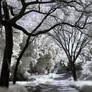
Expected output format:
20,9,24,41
0,1,13,87
0,24,13,87
70,62,77,81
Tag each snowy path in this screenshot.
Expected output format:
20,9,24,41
16,73,79,92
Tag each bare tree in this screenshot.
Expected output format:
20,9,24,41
0,0,58,87
0,0,76,87
0,0,91,87
48,26,89,81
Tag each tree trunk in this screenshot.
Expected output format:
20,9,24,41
0,1,13,87
13,36,30,84
70,62,77,81
72,63,77,81
0,24,13,87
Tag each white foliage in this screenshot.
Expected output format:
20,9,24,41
11,29,24,66
20,34,66,74
62,6,79,24
82,61,92,75
13,29,23,56
34,35,63,64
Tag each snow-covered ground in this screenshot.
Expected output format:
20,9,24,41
9,73,78,92
0,84,28,92
1,73,92,92
15,73,92,92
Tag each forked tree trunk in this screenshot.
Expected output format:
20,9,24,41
0,1,13,87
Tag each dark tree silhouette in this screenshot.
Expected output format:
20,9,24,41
48,26,89,81
0,0,91,87
0,0,59,87
0,0,66,87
